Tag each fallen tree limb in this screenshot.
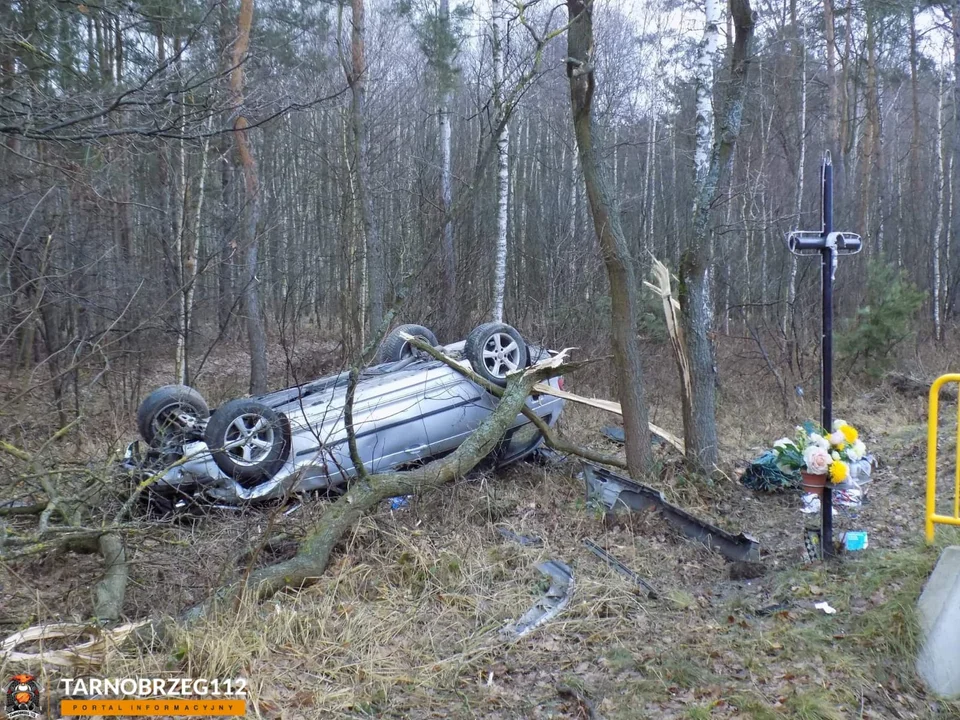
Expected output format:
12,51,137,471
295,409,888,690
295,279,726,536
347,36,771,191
401,336,631,469
193,349,575,614
0,621,148,667
0,502,47,516
1,425,130,619
95,533,128,622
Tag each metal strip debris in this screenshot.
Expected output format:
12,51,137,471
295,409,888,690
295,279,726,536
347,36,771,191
582,539,658,598
497,527,544,547
582,463,760,563
500,560,574,638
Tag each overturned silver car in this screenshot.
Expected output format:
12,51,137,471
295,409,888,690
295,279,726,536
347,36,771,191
123,323,565,508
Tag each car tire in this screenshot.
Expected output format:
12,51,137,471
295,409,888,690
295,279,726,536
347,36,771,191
137,385,210,446
465,322,529,387
377,324,439,363
204,399,289,488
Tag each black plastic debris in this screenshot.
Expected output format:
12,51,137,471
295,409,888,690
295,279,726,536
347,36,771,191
582,462,760,563
740,451,799,492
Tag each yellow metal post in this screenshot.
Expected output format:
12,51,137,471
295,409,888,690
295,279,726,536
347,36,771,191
926,375,960,543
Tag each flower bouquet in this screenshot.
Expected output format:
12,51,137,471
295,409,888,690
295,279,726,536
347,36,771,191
772,419,867,498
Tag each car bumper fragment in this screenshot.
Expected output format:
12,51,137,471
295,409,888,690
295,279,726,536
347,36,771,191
582,462,760,563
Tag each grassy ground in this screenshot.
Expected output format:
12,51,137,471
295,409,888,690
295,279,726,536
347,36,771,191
3,339,960,718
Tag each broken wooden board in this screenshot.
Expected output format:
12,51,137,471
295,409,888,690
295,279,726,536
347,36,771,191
532,383,685,454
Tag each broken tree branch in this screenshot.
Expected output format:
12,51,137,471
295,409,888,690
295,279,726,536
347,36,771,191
401,335,634,468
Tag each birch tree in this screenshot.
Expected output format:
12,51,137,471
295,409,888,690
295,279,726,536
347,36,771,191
491,0,509,323
934,73,946,341
678,0,755,475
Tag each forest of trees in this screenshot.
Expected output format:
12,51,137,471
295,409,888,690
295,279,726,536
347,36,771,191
0,0,952,434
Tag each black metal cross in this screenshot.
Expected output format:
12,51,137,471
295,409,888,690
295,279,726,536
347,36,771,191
785,152,862,558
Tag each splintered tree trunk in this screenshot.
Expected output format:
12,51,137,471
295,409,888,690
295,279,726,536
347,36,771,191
680,0,755,476
566,0,653,477
230,0,269,393
491,0,509,323
348,0,384,334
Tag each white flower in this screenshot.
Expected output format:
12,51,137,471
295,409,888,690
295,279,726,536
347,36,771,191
803,446,831,475
829,431,846,447
831,451,841,461
774,437,794,449
832,419,848,431
847,439,866,461
809,433,830,450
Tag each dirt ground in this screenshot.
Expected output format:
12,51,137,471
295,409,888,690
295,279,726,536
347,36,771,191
2,338,960,719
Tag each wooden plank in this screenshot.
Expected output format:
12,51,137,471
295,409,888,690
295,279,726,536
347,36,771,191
533,384,685,454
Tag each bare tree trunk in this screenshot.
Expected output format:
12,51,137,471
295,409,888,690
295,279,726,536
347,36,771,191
784,26,806,336
230,0,268,393
824,0,844,216
679,0,755,476
491,0,509,323
952,0,960,275
438,0,457,331
344,0,384,336
176,132,211,384
217,0,235,334
566,0,653,477
935,73,946,342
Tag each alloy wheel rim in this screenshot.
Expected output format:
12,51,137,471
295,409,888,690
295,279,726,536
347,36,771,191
481,332,521,377
222,413,276,466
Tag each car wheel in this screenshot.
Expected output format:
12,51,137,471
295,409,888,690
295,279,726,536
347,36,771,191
465,322,529,387
137,385,210,446
204,399,289,488
377,324,439,363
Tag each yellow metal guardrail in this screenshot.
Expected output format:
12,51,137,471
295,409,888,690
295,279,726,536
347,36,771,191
926,374,960,543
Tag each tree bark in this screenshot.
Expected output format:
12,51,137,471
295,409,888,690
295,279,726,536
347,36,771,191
438,0,457,332
784,25,806,336
565,0,653,477
230,0,269,393
679,0,756,475
951,0,960,273
491,0,509,323
346,0,384,336
823,0,844,218
934,73,946,341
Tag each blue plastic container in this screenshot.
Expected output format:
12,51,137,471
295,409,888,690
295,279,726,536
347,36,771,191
844,531,868,551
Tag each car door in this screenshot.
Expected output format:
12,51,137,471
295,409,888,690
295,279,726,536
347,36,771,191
416,361,495,457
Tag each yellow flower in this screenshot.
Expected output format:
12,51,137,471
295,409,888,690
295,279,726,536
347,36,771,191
840,424,858,444
829,460,848,484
